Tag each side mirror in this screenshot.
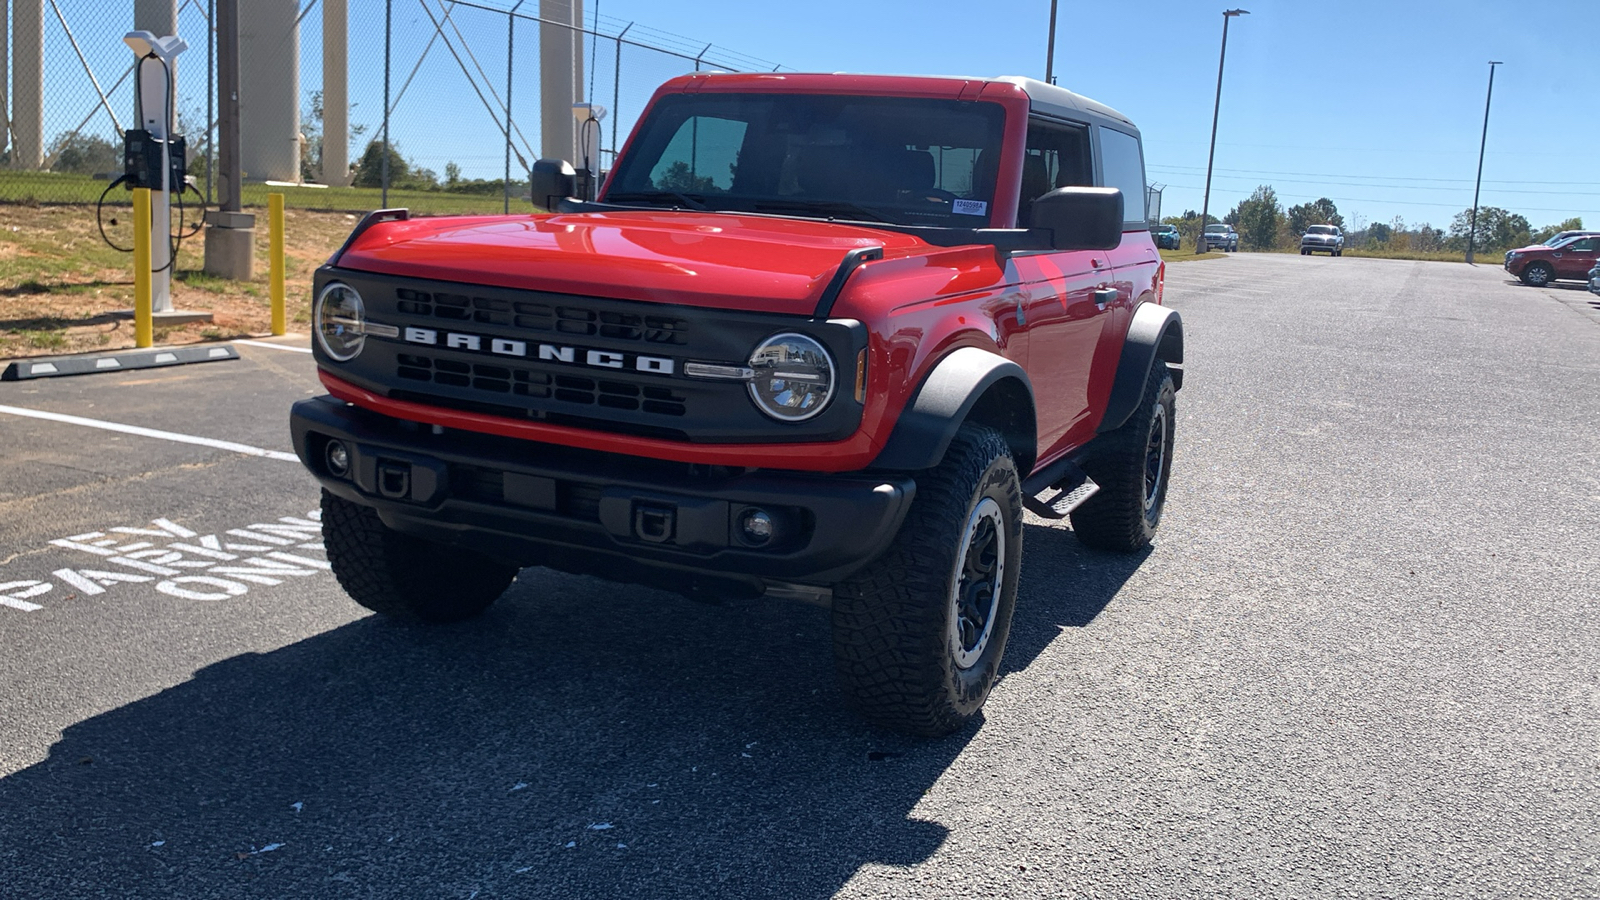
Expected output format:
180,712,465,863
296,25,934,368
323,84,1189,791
1031,187,1123,251
529,158,577,211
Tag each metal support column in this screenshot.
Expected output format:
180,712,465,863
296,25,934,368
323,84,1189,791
11,0,43,169
539,0,582,163
323,0,349,186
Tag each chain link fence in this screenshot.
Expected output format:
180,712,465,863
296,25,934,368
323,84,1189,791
1,0,784,214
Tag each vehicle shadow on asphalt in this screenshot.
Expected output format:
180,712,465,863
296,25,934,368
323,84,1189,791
0,525,1145,898
1004,522,1151,675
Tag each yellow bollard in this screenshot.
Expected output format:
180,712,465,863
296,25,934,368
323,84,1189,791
132,187,153,349
269,193,286,336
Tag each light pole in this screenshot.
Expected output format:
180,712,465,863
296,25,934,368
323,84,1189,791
1197,8,1248,254
1466,60,1502,265
1045,0,1059,85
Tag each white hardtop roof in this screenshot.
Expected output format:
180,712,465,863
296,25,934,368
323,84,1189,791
990,76,1137,130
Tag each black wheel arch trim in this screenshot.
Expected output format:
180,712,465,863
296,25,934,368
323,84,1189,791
1098,303,1183,435
869,346,1035,473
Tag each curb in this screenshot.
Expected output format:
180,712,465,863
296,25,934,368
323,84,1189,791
1,345,240,381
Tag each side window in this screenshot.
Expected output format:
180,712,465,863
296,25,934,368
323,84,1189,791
1018,119,1091,228
1570,237,1597,252
1098,127,1147,228
646,116,747,193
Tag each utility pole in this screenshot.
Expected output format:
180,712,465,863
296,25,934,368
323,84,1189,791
1045,0,1058,85
1466,61,1502,266
1197,8,1248,253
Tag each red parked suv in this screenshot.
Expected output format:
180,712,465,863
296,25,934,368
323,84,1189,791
1504,234,1600,286
292,73,1182,735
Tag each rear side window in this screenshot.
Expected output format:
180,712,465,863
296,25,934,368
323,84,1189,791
1098,127,1147,228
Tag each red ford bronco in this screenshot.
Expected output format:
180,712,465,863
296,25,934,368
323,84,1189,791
291,73,1183,736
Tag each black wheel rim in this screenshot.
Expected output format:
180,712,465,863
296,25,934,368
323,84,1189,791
950,497,1005,670
1143,403,1169,513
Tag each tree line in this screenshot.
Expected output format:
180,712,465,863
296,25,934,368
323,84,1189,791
1162,185,1582,255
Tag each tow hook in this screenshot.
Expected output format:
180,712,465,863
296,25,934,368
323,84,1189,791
633,503,676,543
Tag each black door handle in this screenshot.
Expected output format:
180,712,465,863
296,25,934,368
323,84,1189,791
1094,288,1117,306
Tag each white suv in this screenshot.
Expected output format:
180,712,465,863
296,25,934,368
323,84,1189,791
1203,224,1238,252
1300,224,1344,256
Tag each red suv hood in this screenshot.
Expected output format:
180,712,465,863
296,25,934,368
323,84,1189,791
335,211,932,314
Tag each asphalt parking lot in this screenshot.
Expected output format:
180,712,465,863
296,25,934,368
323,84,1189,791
1,255,1596,898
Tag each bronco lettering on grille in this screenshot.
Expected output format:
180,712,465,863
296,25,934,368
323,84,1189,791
401,326,676,375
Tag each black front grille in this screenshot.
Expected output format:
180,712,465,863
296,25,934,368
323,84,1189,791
318,267,867,444
395,353,687,416
396,288,689,345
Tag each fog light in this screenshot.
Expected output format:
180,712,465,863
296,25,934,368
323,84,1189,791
325,440,350,477
740,508,774,545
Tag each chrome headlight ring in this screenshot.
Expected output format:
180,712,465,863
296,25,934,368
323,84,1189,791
746,332,836,422
314,282,367,362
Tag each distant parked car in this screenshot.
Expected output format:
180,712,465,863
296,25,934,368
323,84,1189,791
1202,224,1238,252
1589,261,1600,296
1541,230,1597,247
1509,231,1600,266
1300,224,1344,256
1151,223,1181,250
1504,234,1600,287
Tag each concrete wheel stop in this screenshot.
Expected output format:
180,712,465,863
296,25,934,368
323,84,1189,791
2,344,240,381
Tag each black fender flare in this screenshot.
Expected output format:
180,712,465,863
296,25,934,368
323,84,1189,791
1098,302,1183,435
870,347,1035,472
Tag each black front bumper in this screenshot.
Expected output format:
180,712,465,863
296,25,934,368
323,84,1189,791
291,397,916,596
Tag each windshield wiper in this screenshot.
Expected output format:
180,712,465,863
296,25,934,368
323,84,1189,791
605,190,711,211
752,199,893,223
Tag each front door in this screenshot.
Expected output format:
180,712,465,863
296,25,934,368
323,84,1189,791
1554,236,1599,279
1008,118,1112,465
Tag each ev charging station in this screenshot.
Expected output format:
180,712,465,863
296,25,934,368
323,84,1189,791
122,30,187,314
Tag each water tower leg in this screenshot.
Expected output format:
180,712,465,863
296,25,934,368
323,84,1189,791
322,0,349,186
11,0,43,169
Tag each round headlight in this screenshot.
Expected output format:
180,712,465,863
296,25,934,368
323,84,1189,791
315,282,366,362
747,333,835,422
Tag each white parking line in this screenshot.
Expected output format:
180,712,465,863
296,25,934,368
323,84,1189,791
234,339,313,354
0,404,300,462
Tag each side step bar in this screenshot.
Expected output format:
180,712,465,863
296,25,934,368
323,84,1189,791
1023,478,1100,519
1022,457,1100,520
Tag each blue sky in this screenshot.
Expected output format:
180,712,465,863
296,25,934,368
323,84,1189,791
587,0,1600,234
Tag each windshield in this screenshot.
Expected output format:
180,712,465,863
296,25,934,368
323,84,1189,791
1308,225,1336,235
1205,225,1228,233
604,93,1007,227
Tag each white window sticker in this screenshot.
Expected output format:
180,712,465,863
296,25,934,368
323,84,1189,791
952,199,988,217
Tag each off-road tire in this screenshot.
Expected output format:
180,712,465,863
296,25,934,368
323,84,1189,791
1520,262,1553,286
1070,364,1176,552
321,489,519,623
832,425,1023,737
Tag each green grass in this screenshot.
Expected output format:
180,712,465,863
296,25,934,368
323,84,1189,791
0,170,530,216
1340,247,1472,262
1246,246,1479,263
1160,248,1227,263
177,270,234,293
25,329,67,350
